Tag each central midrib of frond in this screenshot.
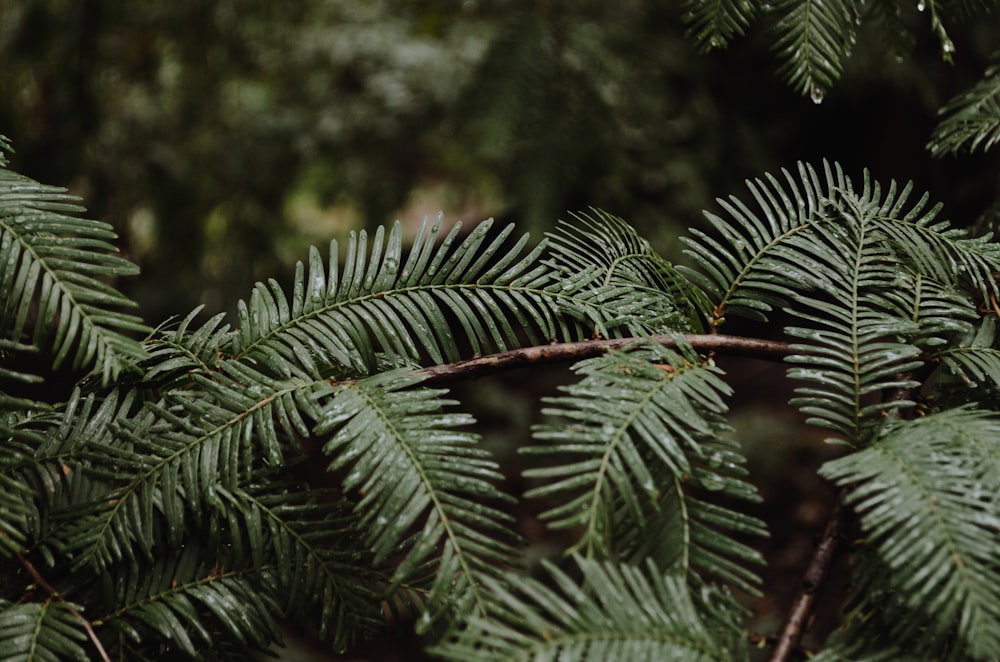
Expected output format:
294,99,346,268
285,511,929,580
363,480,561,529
845,223,867,441
354,384,491,617
99,568,246,623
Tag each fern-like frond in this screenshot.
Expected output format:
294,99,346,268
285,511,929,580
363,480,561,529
234,216,670,381
680,161,837,327
546,209,709,333
142,306,234,388
820,409,1000,660
929,57,1000,155
768,0,861,100
0,160,148,383
683,161,999,442
98,545,281,658
682,0,756,52
235,217,556,377
313,370,519,629
523,341,765,594
58,364,325,570
213,481,383,649
431,555,747,661
782,218,925,443
0,599,90,662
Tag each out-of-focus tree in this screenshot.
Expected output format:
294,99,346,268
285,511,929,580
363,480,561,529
4,0,995,321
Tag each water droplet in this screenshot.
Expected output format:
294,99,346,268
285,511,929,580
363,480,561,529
942,39,955,54
917,0,926,10
810,87,825,104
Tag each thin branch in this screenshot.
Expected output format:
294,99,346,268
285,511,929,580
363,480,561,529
15,551,111,662
413,333,797,384
767,491,848,662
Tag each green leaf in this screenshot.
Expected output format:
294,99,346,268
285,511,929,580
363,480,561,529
523,341,765,594
929,57,1000,156
0,600,90,662
314,370,519,630
682,0,756,52
820,409,1000,660
0,160,148,383
768,0,862,101
431,555,747,661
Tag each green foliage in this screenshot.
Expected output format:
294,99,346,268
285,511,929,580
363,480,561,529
2,130,999,661
929,55,1000,156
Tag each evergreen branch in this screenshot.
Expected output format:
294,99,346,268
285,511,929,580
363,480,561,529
431,555,747,661
415,333,798,384
682,0,756,52
928,57,1000,156
0,164,148,384
769,0,861,100
313,371,520,629
523,341,766,595
819,409,1000,659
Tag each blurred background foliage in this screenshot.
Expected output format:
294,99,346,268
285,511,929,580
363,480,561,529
3,0,998,321
2,1,999,658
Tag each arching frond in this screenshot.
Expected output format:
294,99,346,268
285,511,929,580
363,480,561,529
820,409,1000,660
213,482,383,649
683,161,1000,443
98,545,281,659
929,57,1000,156
768,0,862,100
233,216,670,381
523,341,764,594
431,556,747,661
680,161,837,327
313,370,519,629
0,599,90,662
142,305,235,388
682,0,756,52
782,217,925,444
0,160,148,384
58,365,325,570
546,209,709,333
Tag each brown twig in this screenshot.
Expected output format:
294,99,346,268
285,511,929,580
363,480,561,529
15,551,111,662
413,333,797,385
767,491,848,662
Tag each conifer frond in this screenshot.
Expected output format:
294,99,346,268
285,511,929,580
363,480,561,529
0,159,148,384
313,370,519,629
523,342,764,594
768,0,861,100
213,482,383,648
929,57,1000,155
546,209,708,334
820,409,1000,660
58,366,325,570
683,161,1000,443
99,545,281,659
0,600,89,662
782,218,925,443
680,161,837,327
233,216,674,382
431,555,746,661
142,306,234,387
682,0,756,52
